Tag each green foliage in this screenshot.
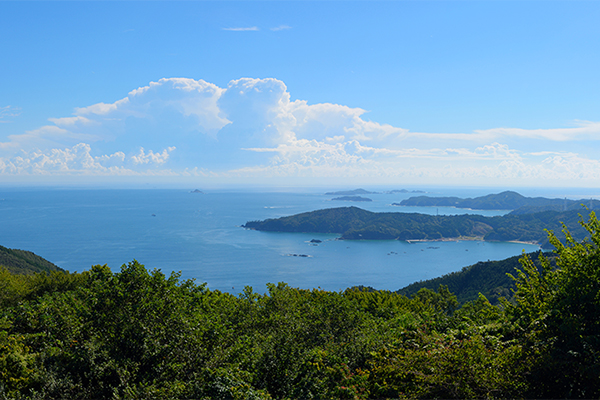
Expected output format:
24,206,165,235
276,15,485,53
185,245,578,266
0,266,85,309
5,261,519,399
506,211,600,398
366,328,527,399
0,331,41,398
4,211,600,400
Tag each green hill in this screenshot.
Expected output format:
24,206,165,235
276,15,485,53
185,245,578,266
397,250,556,305
396,190,600,213
0,245,63,274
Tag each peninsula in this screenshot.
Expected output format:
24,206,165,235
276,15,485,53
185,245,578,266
243,206,592,249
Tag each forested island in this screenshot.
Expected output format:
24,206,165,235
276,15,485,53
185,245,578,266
325,188,425,195
244,206,592,248
325,188,375,195
2,214,600,398
395,190,600,213
331,195,373,202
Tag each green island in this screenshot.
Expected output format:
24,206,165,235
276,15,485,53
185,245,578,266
244,205,592,249
396,190,600,213
331,195,373,202
3,214,600,399
325,188,375,195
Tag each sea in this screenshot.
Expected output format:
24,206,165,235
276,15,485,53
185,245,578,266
2,185,596,294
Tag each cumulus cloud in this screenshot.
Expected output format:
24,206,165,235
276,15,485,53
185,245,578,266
130,146,175,165
1,76,599,184
0,143,177,175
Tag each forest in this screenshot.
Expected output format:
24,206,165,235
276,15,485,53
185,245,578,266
2,214,600,399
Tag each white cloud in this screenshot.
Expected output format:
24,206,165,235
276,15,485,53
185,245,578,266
399,120,600,144
222,27,259,31
130,146,175,165
0,125,103,152
48,116,95,126
75,100,124,116
474,120,600,141
0,106,22,123
271,25,291,31
1,78,228,158
0,143,178,175
2,76,600,185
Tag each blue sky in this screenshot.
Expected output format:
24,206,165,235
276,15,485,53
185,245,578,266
1,1,599,187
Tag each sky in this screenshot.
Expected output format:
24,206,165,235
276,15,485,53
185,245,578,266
1,1,599,188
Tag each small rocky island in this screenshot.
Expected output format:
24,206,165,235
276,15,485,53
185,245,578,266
385,189,426,194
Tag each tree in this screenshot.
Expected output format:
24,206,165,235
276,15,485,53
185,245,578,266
507,211,600,398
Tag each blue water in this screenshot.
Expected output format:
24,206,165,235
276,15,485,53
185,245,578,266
0,187,544,293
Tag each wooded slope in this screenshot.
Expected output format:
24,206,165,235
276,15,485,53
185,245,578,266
0,245,63,274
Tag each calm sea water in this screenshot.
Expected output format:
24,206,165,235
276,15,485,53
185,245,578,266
0,187,550,293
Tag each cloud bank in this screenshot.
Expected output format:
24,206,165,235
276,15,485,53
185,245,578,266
1,77,599,186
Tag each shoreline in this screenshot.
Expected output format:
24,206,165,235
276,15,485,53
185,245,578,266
406,236,541,246
334,235,542,247
390,204,512,213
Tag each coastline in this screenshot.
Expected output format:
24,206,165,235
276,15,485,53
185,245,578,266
390,204,511,213
406,236,541,247
406,236,484,243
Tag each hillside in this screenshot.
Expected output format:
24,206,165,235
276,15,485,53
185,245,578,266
396,190,600,212
0,245,63,274
397,251,556,305
243,206,592,248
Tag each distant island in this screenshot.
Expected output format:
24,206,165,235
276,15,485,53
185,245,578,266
243,206,593,249
325,188,375,195
190,189,204,194
385,189,426,194
325,188,426,195
394,190,600,213
332,196,373,202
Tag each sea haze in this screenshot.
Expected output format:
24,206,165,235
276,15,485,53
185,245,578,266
0,187,546,293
